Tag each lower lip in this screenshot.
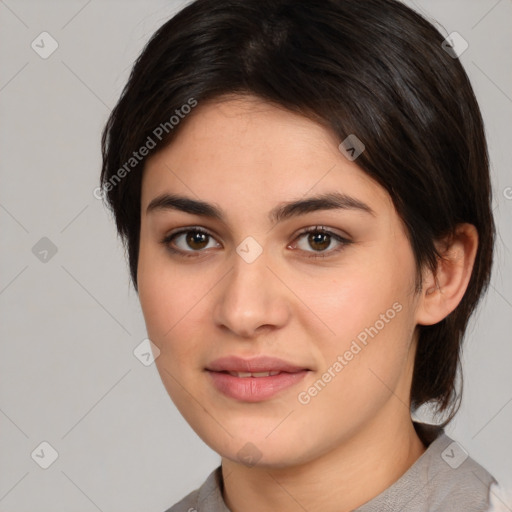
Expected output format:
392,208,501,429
207,370,309,402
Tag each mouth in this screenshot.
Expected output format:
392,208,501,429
206,355,311,374
205,355,311,402
221,370,284,377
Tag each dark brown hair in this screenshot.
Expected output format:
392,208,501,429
100,0,495,424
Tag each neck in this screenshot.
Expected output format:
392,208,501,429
221,409,426,512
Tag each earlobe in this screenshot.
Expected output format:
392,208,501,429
415,223,479,326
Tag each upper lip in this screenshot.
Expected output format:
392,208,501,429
206,356,310,373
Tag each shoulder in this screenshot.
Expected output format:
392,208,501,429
411,423,497,511
164,488,199,512
358,422,498,511
487,482,512,512
162,466,226,512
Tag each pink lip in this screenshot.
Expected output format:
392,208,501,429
206,355,310,373
206,356,311,402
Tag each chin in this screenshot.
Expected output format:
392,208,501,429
198,426,319,469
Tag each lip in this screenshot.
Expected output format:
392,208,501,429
206,355,310,373
206,356,311,402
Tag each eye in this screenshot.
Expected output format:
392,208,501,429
160,227,221,257
290,226,352,258
160,225,352,259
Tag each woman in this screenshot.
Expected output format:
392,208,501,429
100,0,507,510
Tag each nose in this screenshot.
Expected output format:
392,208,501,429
212,247,291,339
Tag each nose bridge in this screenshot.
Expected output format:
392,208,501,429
213,241,290,337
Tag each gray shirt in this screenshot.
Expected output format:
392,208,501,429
165,422,496,511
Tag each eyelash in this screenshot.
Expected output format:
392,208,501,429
160,226,352,259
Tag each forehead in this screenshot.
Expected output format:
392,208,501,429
141,96,393,217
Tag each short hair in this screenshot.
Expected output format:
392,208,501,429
100,0,495,423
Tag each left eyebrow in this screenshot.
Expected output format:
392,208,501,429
145,191,376,224
270,192,376,223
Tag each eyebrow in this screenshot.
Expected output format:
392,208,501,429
146,191,376,224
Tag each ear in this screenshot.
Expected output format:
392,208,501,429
415,223,479,326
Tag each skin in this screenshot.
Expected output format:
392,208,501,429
137,94,478,512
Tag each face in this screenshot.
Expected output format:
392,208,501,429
138,95,423,467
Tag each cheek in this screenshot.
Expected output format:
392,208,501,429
294,252,411,346
138,234,185,314
138,244,183,339
296,243,416,396
137,243,221,372
293,292,414,444
137,253,208,408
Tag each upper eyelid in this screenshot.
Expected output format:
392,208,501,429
164,225,350,249
165,226,220,242
164,224,348,239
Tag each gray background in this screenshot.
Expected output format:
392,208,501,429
0,0,510,510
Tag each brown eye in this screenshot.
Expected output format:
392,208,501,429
307,231,332,251
161,227,221,256
292,226,352,258
184,231,210,250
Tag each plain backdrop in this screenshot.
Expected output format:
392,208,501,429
0,0,511,511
